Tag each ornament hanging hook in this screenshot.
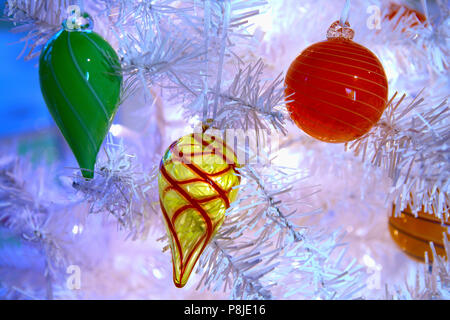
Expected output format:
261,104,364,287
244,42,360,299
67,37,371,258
340,0,351,26
77,0,85,12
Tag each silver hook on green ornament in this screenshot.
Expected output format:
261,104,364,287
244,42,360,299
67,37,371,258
63,10,94,31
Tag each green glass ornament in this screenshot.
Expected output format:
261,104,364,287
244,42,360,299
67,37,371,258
39,13,122,178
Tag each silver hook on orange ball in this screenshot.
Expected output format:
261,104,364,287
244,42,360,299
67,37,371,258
63,10,94,31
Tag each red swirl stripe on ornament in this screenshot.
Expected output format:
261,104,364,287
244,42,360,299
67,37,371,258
172,135,238,168
173,152,237,171
165,178,205,186
170,191,234,225
192,133,238,166
205,166,234,176
170,144,237,209
159,199,183,285
159,164,213,287
183,163,231,208
171,204,195,224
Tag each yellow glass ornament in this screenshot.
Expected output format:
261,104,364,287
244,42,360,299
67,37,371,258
158,133,241,288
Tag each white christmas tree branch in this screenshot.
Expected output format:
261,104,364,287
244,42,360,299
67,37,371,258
274,231,366,299
347,92,449,219
0,157,76,299
197,239,275,299
385,234,449,300
194,162,364,299
72,135,159,240
3,0,69,60
361,0,448,75
209,59,288,136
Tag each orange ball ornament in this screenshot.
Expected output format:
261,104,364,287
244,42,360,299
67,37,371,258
389,203,449,262
285,21,389,143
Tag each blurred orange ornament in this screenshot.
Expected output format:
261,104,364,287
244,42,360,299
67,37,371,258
285,21,388,143
389,202,449,262
384,2,428,32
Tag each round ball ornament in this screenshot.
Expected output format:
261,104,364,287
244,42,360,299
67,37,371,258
285,20,389,143
389,202,449,262
158,133,241,288
39,13,122,178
